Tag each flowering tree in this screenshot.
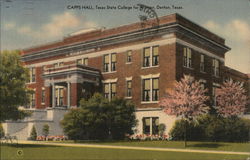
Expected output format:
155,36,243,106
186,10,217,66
216,80,248,118
159,75,209,146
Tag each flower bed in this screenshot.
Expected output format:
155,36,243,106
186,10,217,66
36,135,68,141
128,134,170,141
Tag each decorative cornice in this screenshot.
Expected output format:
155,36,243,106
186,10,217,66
21,23,230,62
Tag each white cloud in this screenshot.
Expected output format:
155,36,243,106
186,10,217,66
8,12,97,39
42,12,81,37
17,26,32,34
204,19,250,73
4,22,16,30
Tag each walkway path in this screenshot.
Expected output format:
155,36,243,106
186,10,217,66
18,140,250,156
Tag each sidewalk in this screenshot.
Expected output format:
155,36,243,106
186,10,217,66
17,140,250,156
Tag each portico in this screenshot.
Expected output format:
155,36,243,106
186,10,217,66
43,63,101,108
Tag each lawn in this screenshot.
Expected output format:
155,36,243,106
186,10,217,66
1,143,249,160
49,140,250,152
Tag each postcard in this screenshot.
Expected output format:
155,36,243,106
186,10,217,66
1,0,250,160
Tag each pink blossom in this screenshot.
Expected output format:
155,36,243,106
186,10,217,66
216,80,248,117
159,75,209,120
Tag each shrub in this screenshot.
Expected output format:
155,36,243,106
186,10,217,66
169,119,203,141
42,124,50,138
170,115,250,142
30,125,37,140
61,93,136,140
158,123,166,137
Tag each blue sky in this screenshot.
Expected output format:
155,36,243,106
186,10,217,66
1,0,250,73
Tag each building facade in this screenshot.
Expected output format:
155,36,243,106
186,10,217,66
3,13,250,139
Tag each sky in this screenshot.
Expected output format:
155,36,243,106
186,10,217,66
1,0,250,73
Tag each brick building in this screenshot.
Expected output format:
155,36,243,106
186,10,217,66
3,13,250,139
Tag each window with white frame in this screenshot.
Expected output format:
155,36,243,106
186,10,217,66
126,50,132,63
59,62,64,66
28,67,36,83
55,87,64,107
142,117,159,135
41,88,45,104
83,58,88,66
143,46,159,67
103,53,116,72
183,47,192,68
212,83,220,106
76,59,82,65
31,91,35,108
200,79,206,90
103,54,110,72
126,80,132,97
111,53,116,71
200,54,205,72
76,58,88,65
103,82,117,100
41,66,46,75
152,46,159,66
142,77,159,102
212,59,220,77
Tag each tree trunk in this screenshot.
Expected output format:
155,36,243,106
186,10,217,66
184,120,187,148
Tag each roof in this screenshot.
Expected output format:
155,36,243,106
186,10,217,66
22,13,229,56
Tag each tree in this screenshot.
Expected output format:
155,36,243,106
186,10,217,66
42,124,50,139
61,93,136,140
216,80,248,118
30,125,37,140
0,50,32,122
159,75,209,147
0,123,5,138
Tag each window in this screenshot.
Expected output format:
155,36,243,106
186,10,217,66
143,48,150,67
143,117,150,134
55,87,64,107
152,46,159,66
143,117,159,135
212,83,220,106
28,67,36,83
143,79,151,101
103,53,116,72
59,62,64,67
103,82,117,100
200,79,206,90
111,83,117,98
143,46,159,67
126,80,132,97
41,88,45,104
104,83,109,99
31,92,35,108
103,54,110,72
142,77,159,102
54,63,59,68
200,54,205,72
77,58,88,65
111,53,116,71
212,59,219,77
183,47,192,68
127,50,132,63
76,59,82,65
152,117,159,135
152,78,159,101
83,58,88,66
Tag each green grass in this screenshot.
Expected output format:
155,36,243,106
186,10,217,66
1,143,249,160
48,140,250,152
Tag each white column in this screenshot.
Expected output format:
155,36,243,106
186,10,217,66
52,83,55,108
150,117,153,135
67,82,71,108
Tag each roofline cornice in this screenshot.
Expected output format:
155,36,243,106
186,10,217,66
22,23,230,62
